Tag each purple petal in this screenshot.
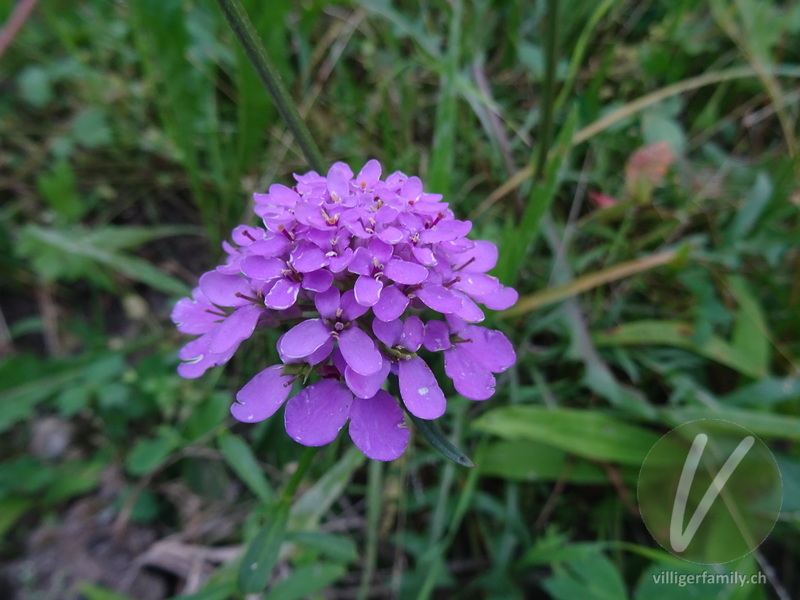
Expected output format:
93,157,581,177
415,284,462,314
456,240,498,272
307,337,334,365
452,290,485,323
345,357,391,399
338,326,383,375
377,226,404,244
284,379,353,446
354,275,383,307
231,365,294,423
341,290,369,321
267,183,301,205
241,256,285,280
356,159,382,187
400,316,424,352
301,269,334,292
398,357,446,419
453,273,500,297
372,285,409,321
209,304,262,354
444,346,496,400
329,248,354,273
368,238,393,264
231,225,264,245
423,320,451,352
411,245,437,266
347,247,373,275
279,318,331,359
419,219,472,243
290,243,329,273
247,235,290,257
476,285,519,310
384,258,428,285
331,347,347,377
315,286,341,320
349,391,409,461
171,292,218,335
199,271,252,307
462,326,516,372
264,278,300,310
373,318,403,347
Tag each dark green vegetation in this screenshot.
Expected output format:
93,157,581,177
2,0,800,598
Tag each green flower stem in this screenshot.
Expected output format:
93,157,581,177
279,446,316,504
216,0,325,173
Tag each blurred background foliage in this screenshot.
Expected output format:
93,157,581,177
1,0,800,598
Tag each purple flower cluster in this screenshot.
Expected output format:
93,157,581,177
171,160,517,461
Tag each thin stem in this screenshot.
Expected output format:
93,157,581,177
216,0,325,173
280,446,316,504
532,0,560,182
356,459,383,600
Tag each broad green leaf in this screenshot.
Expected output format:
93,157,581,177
36,160,86,221
18,66,53,106
594,320,764,378
19,225,190,295
728,275,771,376
218,433,274,504
290,447,364,531
238,504,289,594
172,581,236,600
125,427,182,476
266,563,346,600
473,406,660,465
478,440,614,484
0,497,32,539
664,406,800,441
0,359,86,433
721,377,800,407
285,531,358,564
70,108,112,148
543,552,627,600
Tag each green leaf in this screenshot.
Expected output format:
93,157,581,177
17,66,54,106
408,411,475,468
19,225,190,295
285,531,358,563
238,504,289,594
75,583,136,600
641,109,686,154
473,406,660,465
543,552,628,600
478,440,612,484
125,427,182,476
720,377,800,407
218,433,274,504
727,275,771,376
664,406,800,441
0,358,86,433
726,171,773,242
290,447,365,531
70,108,112,148
266,563,346,600
0,496,32,539
593,320,764,378
36,160,86,221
